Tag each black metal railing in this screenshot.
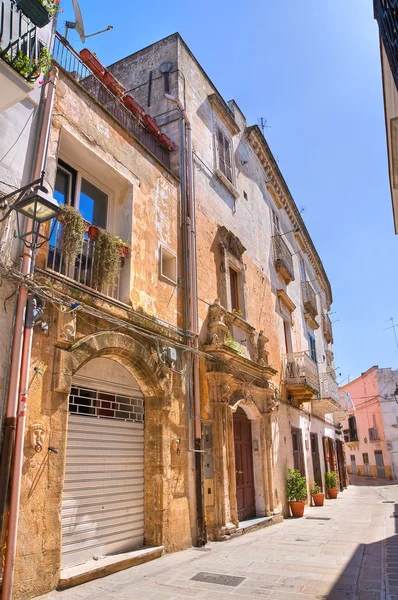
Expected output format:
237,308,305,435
53,33,171,170
0,0,38,81
323,314,333,343
273,234,294,283
301,280,317,317
374,0,398,91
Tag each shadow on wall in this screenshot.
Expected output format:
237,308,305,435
325,476,396,600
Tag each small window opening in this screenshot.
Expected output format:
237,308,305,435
160,246,177,285
243,191,248,201
229,267,239,311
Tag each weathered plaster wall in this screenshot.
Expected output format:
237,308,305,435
378,368,398,479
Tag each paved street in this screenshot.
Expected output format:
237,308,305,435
40,477,398,600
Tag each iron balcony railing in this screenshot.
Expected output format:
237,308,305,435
46,219,125,301
322,314,333,343
374,0,398,92
319,372,339,403
283,351,320,393
52,33,171,170
273,234,295,283
301,280,317,317
0,0,38,81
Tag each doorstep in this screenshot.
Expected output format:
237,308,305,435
57,546,164,590
232,514,283,537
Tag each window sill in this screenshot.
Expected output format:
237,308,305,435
159,274,177,286
215,168,240,200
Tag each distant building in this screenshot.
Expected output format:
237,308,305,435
341,366,398,480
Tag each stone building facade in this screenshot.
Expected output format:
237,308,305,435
0,26,349,600
109,33,349,541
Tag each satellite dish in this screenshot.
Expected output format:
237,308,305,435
65,0,113,43
72,0,85,43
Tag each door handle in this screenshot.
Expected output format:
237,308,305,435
236,470,244,474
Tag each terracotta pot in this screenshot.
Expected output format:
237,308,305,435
121,95,145,118
311,493,325,507
103,72,125,97
158,133,176,151
120,245,131,259
80,49,105,78
327,487,338,499
143,114,161,137
289,501,305,518
88,225,100,240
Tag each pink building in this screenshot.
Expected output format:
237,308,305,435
341,366,395,480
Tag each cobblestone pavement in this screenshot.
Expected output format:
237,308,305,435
39,476,398,600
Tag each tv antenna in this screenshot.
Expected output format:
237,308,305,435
65,0,113,43
259,117,272,135
384,317,398,352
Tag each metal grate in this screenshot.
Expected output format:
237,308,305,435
191,573,245,587
383,501,395,503
306,517,331,521
69,385,144,422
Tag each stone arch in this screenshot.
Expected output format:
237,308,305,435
228,394,263,421
68,331,165,397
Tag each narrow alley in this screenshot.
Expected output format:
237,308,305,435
39,477,398,600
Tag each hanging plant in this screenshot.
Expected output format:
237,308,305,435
93,230,123,291
58,205,87,265
2,47,52,82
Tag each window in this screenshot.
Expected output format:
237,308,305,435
369,427,379,442
299,257,306,282
229,267,240,311
308,331,317,363
291,427,305,476
348,415,359,442
216,126,233,183
243,191,248,201
272,210,281,234
159,246,177,285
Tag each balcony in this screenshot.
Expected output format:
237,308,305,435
312,372,348,418
283,351,319,402
0,0,40,111
323,314,333,344
52,34,171,170
374,0,398,92
301,280,318,330
46,219,128,302
273,235,294,284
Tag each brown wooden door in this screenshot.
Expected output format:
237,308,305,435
233,408,255,522
310,433,322,489
292,427,305,476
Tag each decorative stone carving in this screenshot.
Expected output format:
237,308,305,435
160,372,173,409
249,332,258,362
30,423,46,453
218,226,246,261
56,310,76,344
207,299,229,346
257,330,269,366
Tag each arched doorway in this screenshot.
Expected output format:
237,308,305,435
61,357,145,568
233,407,255,521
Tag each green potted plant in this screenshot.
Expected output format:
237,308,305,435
58,205,87,265
286,468,307,517
93,230,124,292
325,471,338,499
2,47,52,83
16,0,60,28
310,483,325,507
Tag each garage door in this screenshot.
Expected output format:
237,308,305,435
62,384,144,568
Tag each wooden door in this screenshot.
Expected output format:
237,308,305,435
363,453,371,477
350,454,357,475
233,408,255,522
292,427,305,476
336,440,346,489
375,450,386,479
310,433,322,488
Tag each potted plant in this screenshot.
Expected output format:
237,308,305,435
93,230,124,292
158,133,176,151
286,469,307,517
310,484,325,507
16,0,60,28
58,205,87,265
102,72,125,97
143,114,161,137
88,225,100,241
2,47,52,82
325,471,338,499
121,95,145,118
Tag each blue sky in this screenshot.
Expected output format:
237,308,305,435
59,1,398,382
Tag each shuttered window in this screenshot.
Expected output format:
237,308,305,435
291,427,305,476
216,126,233,183
348,415,358,442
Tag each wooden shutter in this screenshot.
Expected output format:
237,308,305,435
223,136,233,182
322,436,330,471
292,427,305,476
217,127,226,176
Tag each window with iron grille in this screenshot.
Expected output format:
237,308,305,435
216,125,233,183
69,385,144,422
369,427,379,442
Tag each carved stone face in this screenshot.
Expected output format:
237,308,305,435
30,424,46,453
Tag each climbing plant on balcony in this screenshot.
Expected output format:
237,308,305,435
93,230,124,292
58,205,87,265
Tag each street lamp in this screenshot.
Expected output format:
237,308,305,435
0,173,60,250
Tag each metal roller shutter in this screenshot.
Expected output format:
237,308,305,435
62,414,144,567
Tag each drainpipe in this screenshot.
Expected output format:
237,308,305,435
164,94,206,546
0,67,58,600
